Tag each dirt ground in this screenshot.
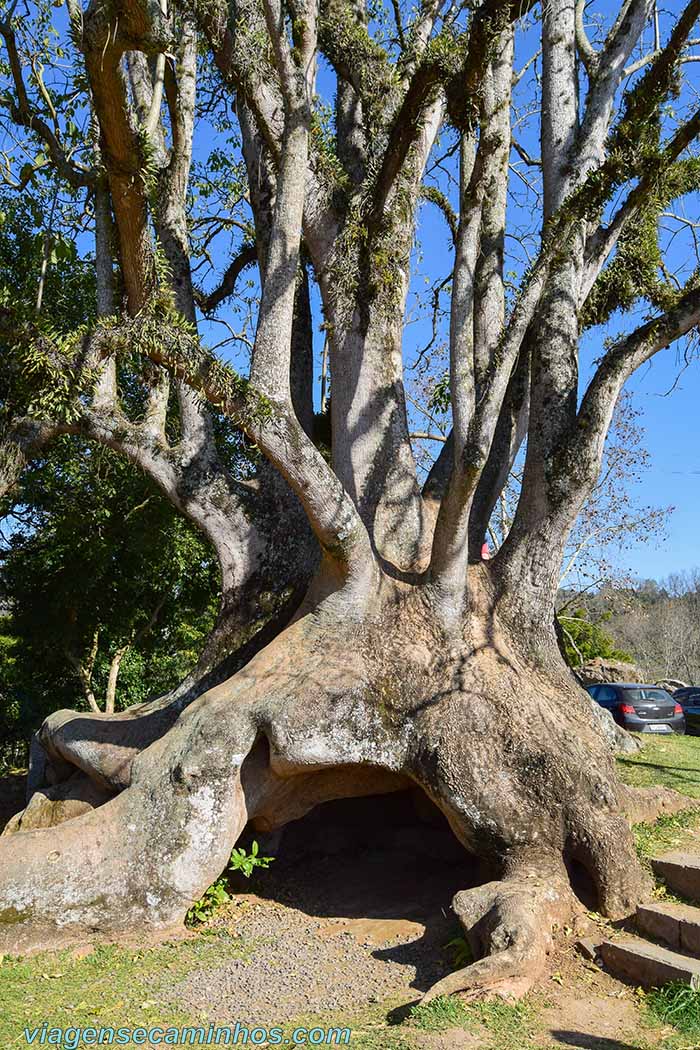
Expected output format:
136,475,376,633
176,844,660,1049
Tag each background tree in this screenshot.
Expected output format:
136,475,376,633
556,606,633,670
608,570,700,682
0,436,219,729
0,0,699,1001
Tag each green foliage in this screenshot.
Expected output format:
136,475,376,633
0,190,96,423
0,191,93,333
444,935,473,969
0,437,219,763
185,875,231,925
583,156,700,329
645,981,700,1036
318,1,398,131
93,303,270,432
427,371,451,414
557,608,632,669
229,838,274,878
185,841,275,926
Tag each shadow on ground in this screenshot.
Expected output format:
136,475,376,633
551,1032,649,1050
231,789,482,992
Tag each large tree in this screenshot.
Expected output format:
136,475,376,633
0,0,699,998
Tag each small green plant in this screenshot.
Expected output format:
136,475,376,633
185,875,231,925
229,838,274,877
185,841,274,925
444,935,473,969
646,980,700,1035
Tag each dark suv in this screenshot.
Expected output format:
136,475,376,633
585,682,685,735
674,687,700,735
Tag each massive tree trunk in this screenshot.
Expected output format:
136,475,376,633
0,557,645,1002
2,0,700,1002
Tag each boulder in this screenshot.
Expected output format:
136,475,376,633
576,657,646,687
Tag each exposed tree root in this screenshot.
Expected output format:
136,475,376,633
621,785,700,826
421,856,575,1002
2,771,113,835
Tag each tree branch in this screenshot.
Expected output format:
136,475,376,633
419,184,457,242
0,17,94,189
576,0,655,195
582,105,700,303
579,285,700,441
195,246,258,313
575,0,598,77
371,0,527,221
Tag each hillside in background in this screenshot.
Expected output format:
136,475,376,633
559,571,700,686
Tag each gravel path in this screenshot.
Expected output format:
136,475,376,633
166,832,471,1026
172,894,448,1024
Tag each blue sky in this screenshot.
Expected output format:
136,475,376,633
623,348,700,579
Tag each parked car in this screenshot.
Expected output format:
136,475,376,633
585,682,685,735
673,687,700,735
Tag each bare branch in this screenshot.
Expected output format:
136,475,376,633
575,0,598,76
195,245,258,313
511,136,541,166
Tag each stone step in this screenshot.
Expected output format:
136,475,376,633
599,936,700,987
637,901,700,955
651,851,700,901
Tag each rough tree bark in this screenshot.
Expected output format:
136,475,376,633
1,0,699,1001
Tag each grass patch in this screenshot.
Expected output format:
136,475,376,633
645,981,700,1036
409,995,472,1031
617,734,700,798
633,808,700,862
408,996,537,1048
0,932,249,1049
349,1032,415,1049
468,999,537,1048
273,995,416,1050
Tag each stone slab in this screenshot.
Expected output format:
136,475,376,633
600,936,700,987
637,900,700,955
651,852,700,902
